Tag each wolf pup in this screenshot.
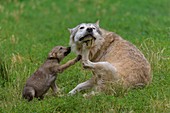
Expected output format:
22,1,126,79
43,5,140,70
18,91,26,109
23,46,81,101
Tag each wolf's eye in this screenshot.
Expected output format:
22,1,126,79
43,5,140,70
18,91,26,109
80,27,84,29
92,27,95,30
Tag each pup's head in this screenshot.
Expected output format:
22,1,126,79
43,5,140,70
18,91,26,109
48,46,71,62
68,21,103,54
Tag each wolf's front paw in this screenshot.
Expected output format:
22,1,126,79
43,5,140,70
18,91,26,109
82,62,90,69
83,39,94,49
82,43,90,50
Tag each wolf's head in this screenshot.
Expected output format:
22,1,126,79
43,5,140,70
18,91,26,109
68,21,103,54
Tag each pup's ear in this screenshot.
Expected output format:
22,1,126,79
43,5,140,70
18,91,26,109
48,52,56,58
95,20,100,27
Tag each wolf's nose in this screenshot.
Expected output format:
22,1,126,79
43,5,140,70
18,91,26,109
86,28,93,33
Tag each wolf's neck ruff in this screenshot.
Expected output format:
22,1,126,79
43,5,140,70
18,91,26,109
89,29,120,62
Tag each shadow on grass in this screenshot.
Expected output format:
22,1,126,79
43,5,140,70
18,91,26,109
0,57,9,87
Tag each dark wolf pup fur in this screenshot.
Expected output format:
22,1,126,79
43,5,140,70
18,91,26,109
22,46,81,101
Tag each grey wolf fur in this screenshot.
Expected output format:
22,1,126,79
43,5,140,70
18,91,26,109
22,46,81,101
68,21,152,95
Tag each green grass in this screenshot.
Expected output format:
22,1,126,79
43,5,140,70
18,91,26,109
0,0,170,112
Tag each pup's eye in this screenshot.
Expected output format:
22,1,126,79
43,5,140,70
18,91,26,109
80,27,84,29
59,47,63,50
92,27,95,30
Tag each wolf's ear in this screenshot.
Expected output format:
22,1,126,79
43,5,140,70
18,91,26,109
68,25,80,43
95,20,100,27
68,25,79,34
68,28,73,34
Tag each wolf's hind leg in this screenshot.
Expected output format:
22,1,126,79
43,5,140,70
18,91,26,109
68,80,94,95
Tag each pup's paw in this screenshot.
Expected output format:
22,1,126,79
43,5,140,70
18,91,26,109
76,55,82,61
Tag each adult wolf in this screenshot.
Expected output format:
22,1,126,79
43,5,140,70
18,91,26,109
68,21,152,95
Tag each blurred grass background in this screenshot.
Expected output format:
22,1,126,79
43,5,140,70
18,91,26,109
0,0,170,112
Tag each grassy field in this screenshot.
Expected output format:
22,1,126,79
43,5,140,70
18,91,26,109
0,0,170,112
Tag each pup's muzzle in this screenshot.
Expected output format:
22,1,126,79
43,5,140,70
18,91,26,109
64,47,71,56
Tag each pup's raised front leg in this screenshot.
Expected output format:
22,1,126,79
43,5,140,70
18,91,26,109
68,80,94,95
57,55,81,73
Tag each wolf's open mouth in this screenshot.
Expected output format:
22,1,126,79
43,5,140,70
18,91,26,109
79,34,96,42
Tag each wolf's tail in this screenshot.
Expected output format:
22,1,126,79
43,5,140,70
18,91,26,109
22,86,35,101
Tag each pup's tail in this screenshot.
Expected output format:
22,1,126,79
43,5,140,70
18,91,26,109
22,86,35,101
